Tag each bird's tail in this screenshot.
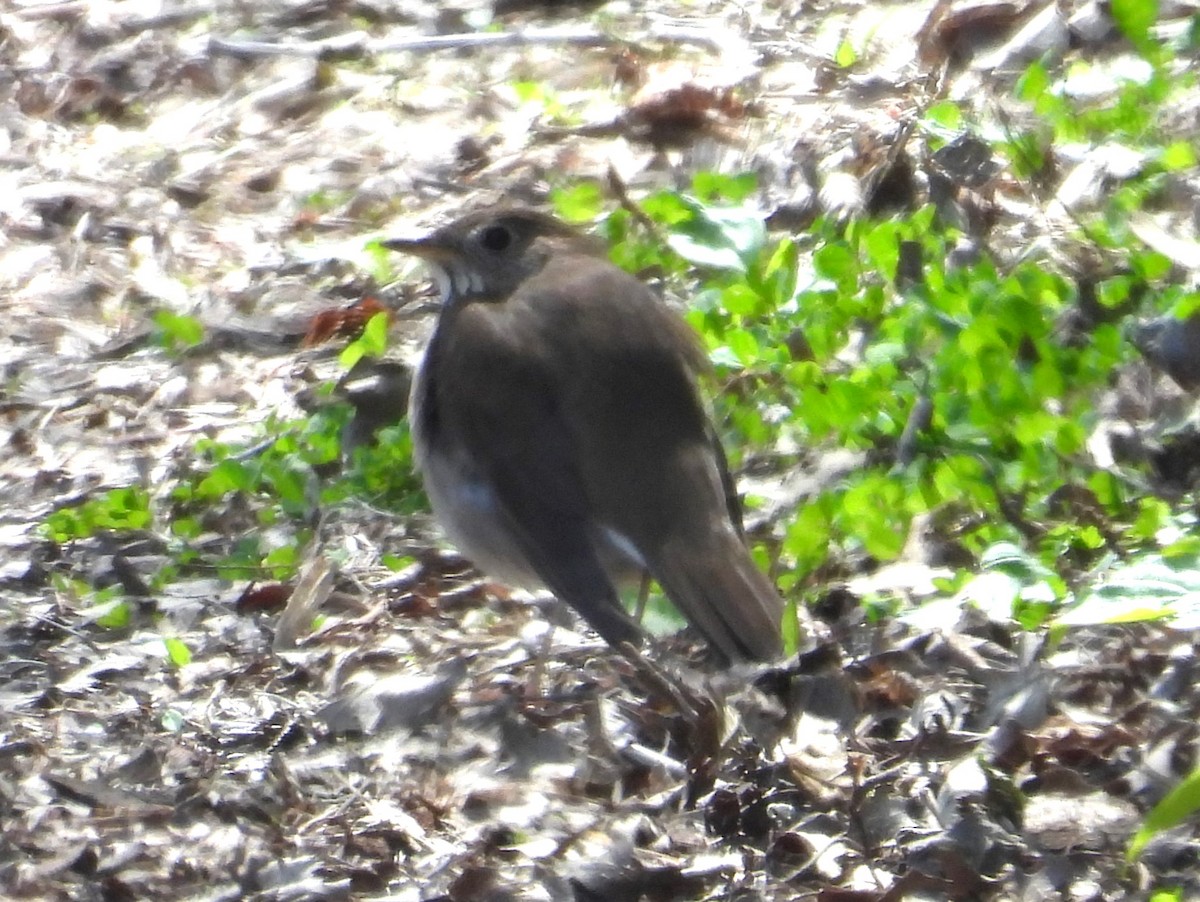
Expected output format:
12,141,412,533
651,533,785,663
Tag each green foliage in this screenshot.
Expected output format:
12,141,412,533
364,238,401,285
163,637,192,667
1128,764,1200,861
781,599,803,656
152,311,205,352
51,572,133,628
1148,890,1184,902
339,423,426,514
382,553,418,571
923,100,963,135
176,411,339,521
834,38,858,69
339,311,390,369
167,406,422,579
43,396,424,588
510,80,574,124
1059,543,1200,627
1013,59,1170,156
42,486,154,542
1111,0,1159,54
302,188,354,215
91,597,132,629
41,220,425,592
598,130,1174,618
552,182,606,223
971,543,1067,628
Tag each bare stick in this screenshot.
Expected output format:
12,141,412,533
208,26,617,62
207,23,736,62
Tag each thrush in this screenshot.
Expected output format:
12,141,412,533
383,206,784,662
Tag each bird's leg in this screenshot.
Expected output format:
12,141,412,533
633,569,652,622
523,619,556,700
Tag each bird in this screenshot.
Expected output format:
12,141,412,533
382,205,785,663
336,359,412,456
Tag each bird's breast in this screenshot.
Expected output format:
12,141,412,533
410,340,539,587
409,321,647,590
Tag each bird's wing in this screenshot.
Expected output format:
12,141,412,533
432,301,643,649
523,258,784,661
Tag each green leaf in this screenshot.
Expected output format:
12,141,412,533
720,283,763,317
363,239,397,285
152,310,205,351
161,709,185,731
40,486,154,542
1059,553,1200,628
1148,890,1183,902
263,543,300,580
640,192,694,227
382,554,417,571
665,200,765,273
924,101,962,131
781,598,802,656
725,328,760,366
1130,251,1172,282
1016,61,1050,104
812,243,858,293
1159,140,1197,171
834,38,857,68
1111,0,1158,53
691,171,757,203
163,637,192,667
783,503,831,573
552,182,604,222
339,312,390,369
864,222,902,283
171,517,202,539
197,459,254,498
339,341,365,370
1128,764,1200,860
93,599,132,629
360,312,389,355
667,232,743,271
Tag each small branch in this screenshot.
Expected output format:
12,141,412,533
12,1,86,20
370,25,616,54
208,26,617,62
606,163,667,244
207,23,738,63
207,32,370,61
15,0,214,35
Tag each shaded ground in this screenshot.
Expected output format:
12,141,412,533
3,0,1200,899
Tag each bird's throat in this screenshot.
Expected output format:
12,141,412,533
429,262,485,304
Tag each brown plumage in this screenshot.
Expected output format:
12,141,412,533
384,206,783,663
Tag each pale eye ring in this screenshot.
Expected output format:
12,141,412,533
478,224,513,253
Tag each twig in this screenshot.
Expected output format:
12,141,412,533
207,23,737,63
606,163,667,244
12,1,86,21
621,741,688,778
207,32,370,61
371,26,617,54
273,555,335,651
15,1,214,35
208,26,618,62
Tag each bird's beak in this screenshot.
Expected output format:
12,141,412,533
380,234,454,262
381,233,460,304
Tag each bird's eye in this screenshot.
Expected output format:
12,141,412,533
478,224,513,253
